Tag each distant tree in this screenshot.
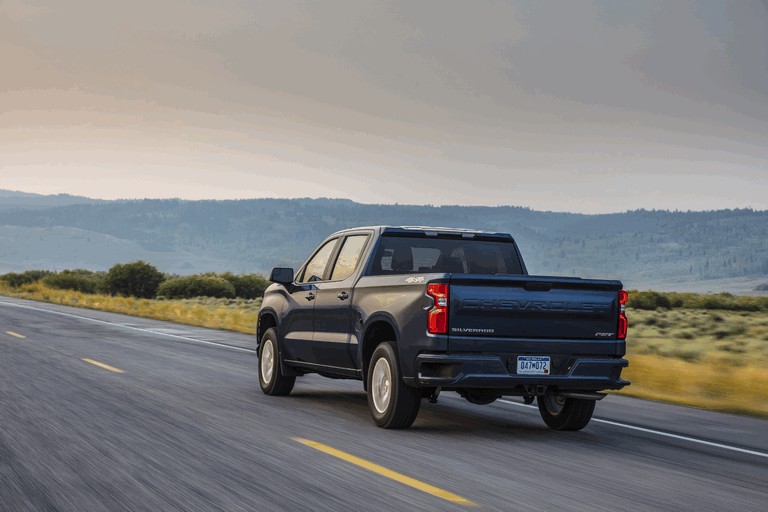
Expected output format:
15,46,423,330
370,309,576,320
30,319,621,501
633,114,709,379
105,261,165,298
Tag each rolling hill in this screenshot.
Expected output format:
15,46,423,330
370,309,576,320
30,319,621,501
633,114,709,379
1,190,766,293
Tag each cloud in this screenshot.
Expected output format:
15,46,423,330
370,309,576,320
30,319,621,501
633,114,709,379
1,1,767,212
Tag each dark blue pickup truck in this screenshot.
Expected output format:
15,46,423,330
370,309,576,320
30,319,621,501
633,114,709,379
257,226,629,430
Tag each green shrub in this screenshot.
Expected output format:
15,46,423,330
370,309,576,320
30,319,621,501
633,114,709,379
628,291,671,310
713,322,748,339
627,290,768,312
1,273,24,287
23,270,53,283
157,275,236,299
106,261,165,298
0,270,53,287
644,316,658,326
220,272,269,299
42,270,106,294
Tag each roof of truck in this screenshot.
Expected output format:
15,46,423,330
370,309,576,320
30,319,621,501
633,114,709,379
328,225,513,239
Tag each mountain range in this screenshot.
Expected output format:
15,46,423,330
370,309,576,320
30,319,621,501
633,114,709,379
1,190,766,294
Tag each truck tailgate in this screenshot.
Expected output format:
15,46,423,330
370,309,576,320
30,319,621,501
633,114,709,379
448,275,622,348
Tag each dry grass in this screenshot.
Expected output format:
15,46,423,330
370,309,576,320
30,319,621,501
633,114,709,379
0,283,260,334
621,355,768,418
3,283,767,417
622,308,768,417
627,308,768,363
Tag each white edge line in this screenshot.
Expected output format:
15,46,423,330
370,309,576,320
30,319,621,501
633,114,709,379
0,300,256,353
498,399,768,460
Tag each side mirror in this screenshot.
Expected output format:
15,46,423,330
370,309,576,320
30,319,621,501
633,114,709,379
269,267,294,284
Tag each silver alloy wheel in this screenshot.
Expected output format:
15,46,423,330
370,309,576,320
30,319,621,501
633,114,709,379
371,357,392,414
543,393,566,415
261,339,275,384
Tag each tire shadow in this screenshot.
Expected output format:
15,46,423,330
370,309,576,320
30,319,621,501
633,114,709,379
286,386,564,440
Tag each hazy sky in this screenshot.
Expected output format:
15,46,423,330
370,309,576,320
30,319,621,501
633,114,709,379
1,0,767,213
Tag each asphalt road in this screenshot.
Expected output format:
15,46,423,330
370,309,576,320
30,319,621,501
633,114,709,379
1,297,767,512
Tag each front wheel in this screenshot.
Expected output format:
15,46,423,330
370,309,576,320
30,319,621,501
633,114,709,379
367,342,421,429
537,393,595,431
258,328,295,396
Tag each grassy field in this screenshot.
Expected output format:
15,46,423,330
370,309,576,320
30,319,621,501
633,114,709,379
621,308,768,417
1,282,261,334
2,283,767,418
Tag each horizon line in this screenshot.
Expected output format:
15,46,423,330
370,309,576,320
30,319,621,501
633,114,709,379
1,188,764,216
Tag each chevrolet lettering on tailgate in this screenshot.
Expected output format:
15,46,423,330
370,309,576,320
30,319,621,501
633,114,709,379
460,298,610,314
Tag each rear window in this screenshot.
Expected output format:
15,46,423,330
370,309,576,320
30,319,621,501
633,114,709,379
368,236,523,275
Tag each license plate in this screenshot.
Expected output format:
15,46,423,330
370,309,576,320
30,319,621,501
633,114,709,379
517,356,550,375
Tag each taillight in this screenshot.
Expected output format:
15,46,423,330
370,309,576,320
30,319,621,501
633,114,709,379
618,290,628,339
427,283,449,334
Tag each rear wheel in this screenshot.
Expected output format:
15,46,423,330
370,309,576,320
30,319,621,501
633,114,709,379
367,342,421,429
537,393,595,431
258,328,295,396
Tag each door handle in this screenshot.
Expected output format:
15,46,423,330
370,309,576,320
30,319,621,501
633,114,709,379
337,291,349,301
305,292,316,301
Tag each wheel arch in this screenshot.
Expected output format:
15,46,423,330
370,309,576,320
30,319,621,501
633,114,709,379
257,309,279,347
360,317,399,385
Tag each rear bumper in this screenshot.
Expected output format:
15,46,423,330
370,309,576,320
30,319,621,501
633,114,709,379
410,353,629,391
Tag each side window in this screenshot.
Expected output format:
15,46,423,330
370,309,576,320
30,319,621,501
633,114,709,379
371,238,441,274
330,235,368,281
298,239,338,283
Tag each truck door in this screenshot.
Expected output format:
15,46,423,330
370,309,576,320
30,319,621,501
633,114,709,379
312,234,370,369
281,238,339,363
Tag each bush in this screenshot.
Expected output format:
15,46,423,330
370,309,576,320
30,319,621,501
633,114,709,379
157,275,236,299
0,273,27,288
42,270,106,294
627,290,768,312
0,270,52,288
220,272,270,299
106,261,165,298
713,322,748,339
627,291,671,310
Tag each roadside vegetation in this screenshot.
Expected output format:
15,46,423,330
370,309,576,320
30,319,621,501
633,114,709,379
0,264,264,333
1,269,767,417
621,291,768,418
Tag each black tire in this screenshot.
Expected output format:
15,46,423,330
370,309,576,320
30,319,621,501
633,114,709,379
537,393,595,431
258,328,295,396
367,342,421,429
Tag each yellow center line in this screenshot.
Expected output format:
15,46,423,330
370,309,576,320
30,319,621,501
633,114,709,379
82,358,124,373
293,438,478,507
5,331,27,339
